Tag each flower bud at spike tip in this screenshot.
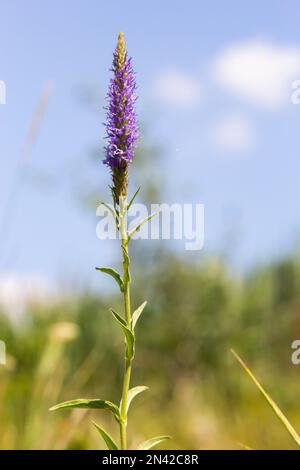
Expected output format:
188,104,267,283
103,32,138,204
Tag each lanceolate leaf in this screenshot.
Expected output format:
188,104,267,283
138,435,171,450
96,267,124,292
128,210,160,242
49,398,120,422
231,349,300,447
111,194,120,218
127,187,140,212
131,301,147,330
110,309,135,359
92,421,119,450
99,202,117,221
122,385,149,414
110,308,127,327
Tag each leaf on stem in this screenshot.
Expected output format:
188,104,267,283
128,210,160,242
137,435,171,450
96,267,124,292
92,421,119,450
110,309,135,359
231,349,300,447
131,301,147,330
121,246,131,283
122,385,149,414
49,398,120,422
99,201,117,219
111,194,120,218
127,187,140,212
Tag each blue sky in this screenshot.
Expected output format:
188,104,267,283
1,0,300,291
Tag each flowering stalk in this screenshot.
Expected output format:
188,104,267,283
49,33,170,451
104,33,137,449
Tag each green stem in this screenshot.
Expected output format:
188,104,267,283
119,197,132,450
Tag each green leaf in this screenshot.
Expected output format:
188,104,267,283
99,201,117,220
138,435,171,450
131,301,147,330
111,194,120,217
110,308,127,327
92,421,119,450
110,309,135,359
96,267,124,292
128,210,160,242
49,398,120,422
121,245,130,263
123,386,149,414
231,349,300,447
127,187,140,212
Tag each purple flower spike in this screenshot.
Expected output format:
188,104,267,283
103,32,138,202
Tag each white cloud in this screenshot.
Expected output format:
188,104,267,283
213,39,300,108
212,114,255,153
153,69,201,108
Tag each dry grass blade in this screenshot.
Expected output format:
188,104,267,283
231,349,300,447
